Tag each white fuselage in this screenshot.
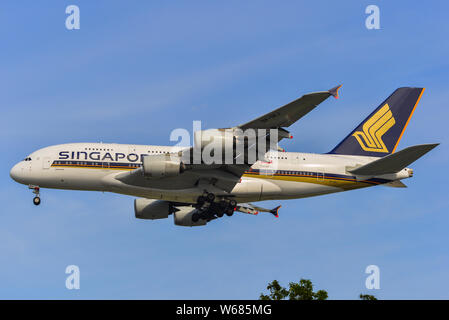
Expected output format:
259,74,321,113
10,143,411,203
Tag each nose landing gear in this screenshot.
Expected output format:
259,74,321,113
33,196,41,206
29,185,41,206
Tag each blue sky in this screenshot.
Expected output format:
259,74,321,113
1,1,448,299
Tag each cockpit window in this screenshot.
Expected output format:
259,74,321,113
24,157,32,161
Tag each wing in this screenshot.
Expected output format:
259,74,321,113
238,85,341,130
114,86,341,196
115,163,248,194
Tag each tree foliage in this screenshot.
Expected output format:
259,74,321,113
260,278,380,300
260,279,328,300
359,293,377,300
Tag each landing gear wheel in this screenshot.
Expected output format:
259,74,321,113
217,211,224,218
33,196,41,206
200,211,209,220
197,196,206,206
206,193,215,203
229,199,237,208
192,212,200,222
225,207,234,216
219,200,228,209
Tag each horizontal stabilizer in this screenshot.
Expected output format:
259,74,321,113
349,143,439,176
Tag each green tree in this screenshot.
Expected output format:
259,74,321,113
259,280,288,300
359,293,377,300
260,279,328,300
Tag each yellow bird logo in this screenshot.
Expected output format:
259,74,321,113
352,104,395,153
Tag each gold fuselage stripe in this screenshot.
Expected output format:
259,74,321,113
51,162,384,189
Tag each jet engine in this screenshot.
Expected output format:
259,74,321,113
194,129,235,151
193,128,289,164
134,198,172,220
194,128,291,150
193,128,259,163
142,154,185,178
173,207,207,227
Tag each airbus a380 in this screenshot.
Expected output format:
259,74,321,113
10,86,438,227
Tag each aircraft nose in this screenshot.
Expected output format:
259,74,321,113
10,162,24,183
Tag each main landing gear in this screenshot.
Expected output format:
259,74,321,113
192,193,237,222
29,185,41,206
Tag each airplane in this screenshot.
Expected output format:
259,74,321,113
10,86,438,227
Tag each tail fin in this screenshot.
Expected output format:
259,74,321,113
329,87,425,157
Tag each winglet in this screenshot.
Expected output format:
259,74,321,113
270,205,281,218
329,84,342,99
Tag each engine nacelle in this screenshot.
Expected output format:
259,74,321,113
194,129,235,151
173,207,207,227
142,154,185,178
194,128,290,150
134,198,171,220
193,128,286,164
